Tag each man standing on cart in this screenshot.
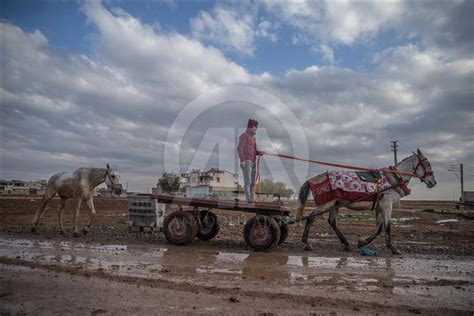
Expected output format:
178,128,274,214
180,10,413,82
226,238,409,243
238,119,264,203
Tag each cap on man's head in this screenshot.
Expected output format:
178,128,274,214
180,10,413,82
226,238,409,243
247,119,259,128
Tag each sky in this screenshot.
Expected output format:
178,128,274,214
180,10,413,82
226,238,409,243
1,0,473,199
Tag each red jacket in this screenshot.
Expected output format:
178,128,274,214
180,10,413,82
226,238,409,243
238,129,257,162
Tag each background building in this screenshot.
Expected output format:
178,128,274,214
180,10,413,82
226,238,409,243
181,168,238,198
0,180,47,195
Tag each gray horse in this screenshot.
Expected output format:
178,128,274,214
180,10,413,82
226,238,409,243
31,164,123,236
297,149,436,254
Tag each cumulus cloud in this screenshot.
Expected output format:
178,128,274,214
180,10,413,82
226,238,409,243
1,4,257,191
190,6,278,56
259,45,474,183
401,1,474,59
264,0,403,45
1,2,472,199
190,6,255,56
83,2,252,96
314,44,335,63
264,1,473,61
256,19,278,43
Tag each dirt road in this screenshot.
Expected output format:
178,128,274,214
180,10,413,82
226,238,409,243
1,197,473,314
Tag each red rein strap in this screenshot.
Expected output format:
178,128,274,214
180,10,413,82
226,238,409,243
262,152,422,179
255,155,261,194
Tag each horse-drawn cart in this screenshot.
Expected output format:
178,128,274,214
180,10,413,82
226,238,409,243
125,150,435,253
129,194,291,251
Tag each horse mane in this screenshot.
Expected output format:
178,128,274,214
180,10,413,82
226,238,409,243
73,167,106,186
397,154,416,166
89,168,106,184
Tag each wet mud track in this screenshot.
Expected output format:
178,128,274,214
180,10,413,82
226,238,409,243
1,234,473,314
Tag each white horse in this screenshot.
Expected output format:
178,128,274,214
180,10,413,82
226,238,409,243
31,164,123,236
297,149,436,254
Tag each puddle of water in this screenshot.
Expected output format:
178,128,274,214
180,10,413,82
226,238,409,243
196,267,243,275
1,236,473,312
216,251,249,263
1,237,473,290
392,217,419,222
436,219,462,224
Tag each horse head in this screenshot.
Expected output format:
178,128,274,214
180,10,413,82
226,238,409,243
105,163,123,195
413,148,436,189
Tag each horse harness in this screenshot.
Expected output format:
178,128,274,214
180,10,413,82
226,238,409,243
372,154,432,210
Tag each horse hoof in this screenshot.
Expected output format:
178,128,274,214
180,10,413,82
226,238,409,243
73,232,80,237
59,230,66,236
344,244,353,252
31,227,37,233
304,245,313,251
82,228,88,235
392,248,402,255
357,240,366,248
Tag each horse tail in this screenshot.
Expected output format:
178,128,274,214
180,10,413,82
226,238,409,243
296,180,311,218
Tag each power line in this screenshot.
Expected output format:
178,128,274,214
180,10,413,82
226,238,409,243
398,143,413,155
448,163,465,201
448,165,461,179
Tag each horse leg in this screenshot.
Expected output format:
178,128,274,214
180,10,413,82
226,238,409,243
58,197,67,235
302,216,316,251
328,208,351,251
385,221,401,255
83,197,96,235
31,190,56,232
358,209,383,248
302,201,336,251
382,202,401,255
73,199,82,237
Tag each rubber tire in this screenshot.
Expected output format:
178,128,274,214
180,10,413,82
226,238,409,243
196,211,220,241
163,211,198,246
278,220,289,245
243,216,281,252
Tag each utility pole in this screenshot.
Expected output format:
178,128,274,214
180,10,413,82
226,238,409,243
391,140,398,165
448,163,464,202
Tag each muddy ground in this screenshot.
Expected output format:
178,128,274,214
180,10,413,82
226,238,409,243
0,196,473,314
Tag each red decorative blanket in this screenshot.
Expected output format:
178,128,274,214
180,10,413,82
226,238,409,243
308,170,392,206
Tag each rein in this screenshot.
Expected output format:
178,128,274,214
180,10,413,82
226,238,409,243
254,152,431,198
261,152,424,179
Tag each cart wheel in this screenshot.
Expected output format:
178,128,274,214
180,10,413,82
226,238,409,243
278,221,289,245
243,216,281,251
196,211,220,241
163,211,198,246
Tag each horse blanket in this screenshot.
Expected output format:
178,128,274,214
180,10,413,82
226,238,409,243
308,170,393,206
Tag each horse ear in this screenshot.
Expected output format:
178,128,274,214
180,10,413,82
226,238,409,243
106,163,110,170
417,148,422,156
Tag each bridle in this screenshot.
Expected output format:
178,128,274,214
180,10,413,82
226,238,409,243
105,169,118,190
413,155,433,181
386,154,432,197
